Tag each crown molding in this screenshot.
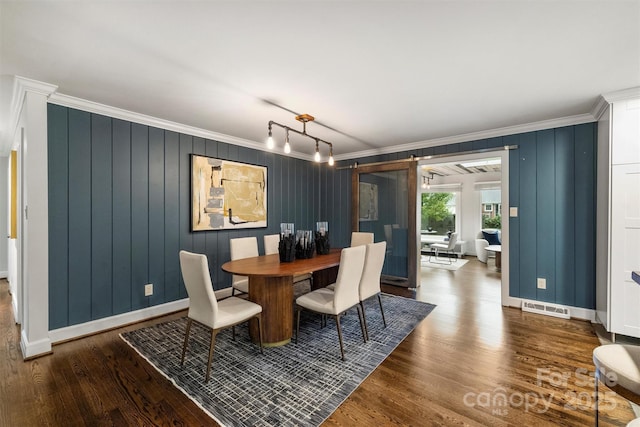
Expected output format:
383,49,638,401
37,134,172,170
334,112,596,161
591,86,640,121
14,76,636,164
3,76,59,156
48,92,313,162
600,86,640,103
590,96,610,121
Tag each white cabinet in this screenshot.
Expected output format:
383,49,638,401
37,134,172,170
609,164,640,337
596,89,640,339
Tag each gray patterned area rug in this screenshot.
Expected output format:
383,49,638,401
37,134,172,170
120,294,435,427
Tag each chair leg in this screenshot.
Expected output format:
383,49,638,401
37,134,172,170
232,326,236,341
295,307,302,344
359,302,369,341
205,330,218,382
377,293,387,328
255,314,264,354
334,315,346,360
356,304,368,343
180,318,193,365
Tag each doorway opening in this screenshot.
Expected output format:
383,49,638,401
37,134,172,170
416,150,509,307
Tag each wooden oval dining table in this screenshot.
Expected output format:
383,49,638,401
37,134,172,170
221,248,342,346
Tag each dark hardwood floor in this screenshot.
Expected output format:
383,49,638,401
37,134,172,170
1,258,635,426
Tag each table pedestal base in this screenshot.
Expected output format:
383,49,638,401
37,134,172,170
248,275,293,346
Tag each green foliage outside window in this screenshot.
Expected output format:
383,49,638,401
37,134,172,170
483,214,501,229
421,193,455,233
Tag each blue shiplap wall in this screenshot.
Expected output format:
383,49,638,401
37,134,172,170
48,103,597,329
507,125,596,308
332,124,597,309
47,104,321,329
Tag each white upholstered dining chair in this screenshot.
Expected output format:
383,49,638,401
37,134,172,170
326,241,388,341
351,232,374,247
358,241,388,340
263,234,280,255
178,250,263,382
229,236,259,296
295,245,367,360
593,343,640,426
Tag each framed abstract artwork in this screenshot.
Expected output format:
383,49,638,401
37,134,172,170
191,154,267,231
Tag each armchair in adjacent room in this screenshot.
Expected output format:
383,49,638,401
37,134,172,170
475,229,501,263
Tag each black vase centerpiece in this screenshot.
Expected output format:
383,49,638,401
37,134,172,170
279,235,295,262
315,221,330,255
315,231,330,255
279,223,296,262
295,230,315,259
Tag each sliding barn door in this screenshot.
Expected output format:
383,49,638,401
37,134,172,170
352,161,417,287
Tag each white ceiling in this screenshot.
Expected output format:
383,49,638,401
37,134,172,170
1,1,639,159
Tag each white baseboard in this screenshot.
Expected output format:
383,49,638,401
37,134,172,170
505,297,596,321
0,270,7,279
48,298,189,344
21,330,52,359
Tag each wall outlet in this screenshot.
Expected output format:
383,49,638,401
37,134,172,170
144,283,153,296
537,278,546,289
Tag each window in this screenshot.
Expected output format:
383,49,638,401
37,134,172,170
481,189,501,229
421,192,458,234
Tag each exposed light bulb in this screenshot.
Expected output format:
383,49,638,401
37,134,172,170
284,131,291,153
422,182,427,189
328,148,334,166
266,134,274,149
314,150,321,162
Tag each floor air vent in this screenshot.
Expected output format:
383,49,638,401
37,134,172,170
521,300,570,319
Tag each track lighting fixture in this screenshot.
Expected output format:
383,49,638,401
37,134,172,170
266,113,335,166
422,173,435,189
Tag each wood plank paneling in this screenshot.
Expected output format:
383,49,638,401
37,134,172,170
112,119,132,315
516,132,538,300
574,123,596,309
536,129,556,302
47,104,69,329
163,131,180,302
554,126,576,306
48,105,599,330
49,106,322,329
90,114,113,320
131,123,149,310
148,127,165,305
505,135,520,298
67,108,92,325
178,134,192,299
